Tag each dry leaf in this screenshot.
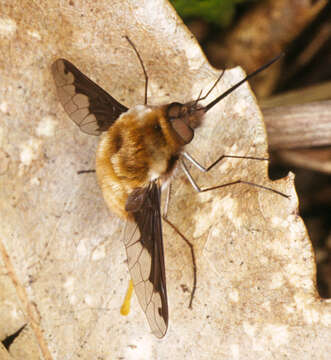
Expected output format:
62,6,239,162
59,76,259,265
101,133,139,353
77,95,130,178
0,1,330,359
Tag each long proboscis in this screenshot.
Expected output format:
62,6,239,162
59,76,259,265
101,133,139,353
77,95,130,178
203,53,284,113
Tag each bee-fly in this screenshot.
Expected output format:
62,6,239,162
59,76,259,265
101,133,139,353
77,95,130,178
51,37,285,338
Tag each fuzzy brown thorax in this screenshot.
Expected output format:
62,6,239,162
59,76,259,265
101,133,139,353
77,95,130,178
95,103,202,217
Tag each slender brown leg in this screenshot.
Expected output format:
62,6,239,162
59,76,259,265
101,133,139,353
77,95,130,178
162,184,197,308
77,169,96,174
124,36,149,105
181,154,289,198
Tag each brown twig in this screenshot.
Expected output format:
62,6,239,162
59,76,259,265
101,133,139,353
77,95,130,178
260,81,331,108
262,100,331,150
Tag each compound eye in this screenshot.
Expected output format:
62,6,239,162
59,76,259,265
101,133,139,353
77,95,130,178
170,118,194,144
166,102,183,119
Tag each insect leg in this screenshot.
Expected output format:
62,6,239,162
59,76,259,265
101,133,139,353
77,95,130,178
198,69,225,101
180,158,289,198
183,151,269,173
162,184,197,308
77,169,96,174
124,36,149,105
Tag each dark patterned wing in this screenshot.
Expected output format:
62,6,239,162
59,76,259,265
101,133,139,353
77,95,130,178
51,59,128,135
123,182,168,338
